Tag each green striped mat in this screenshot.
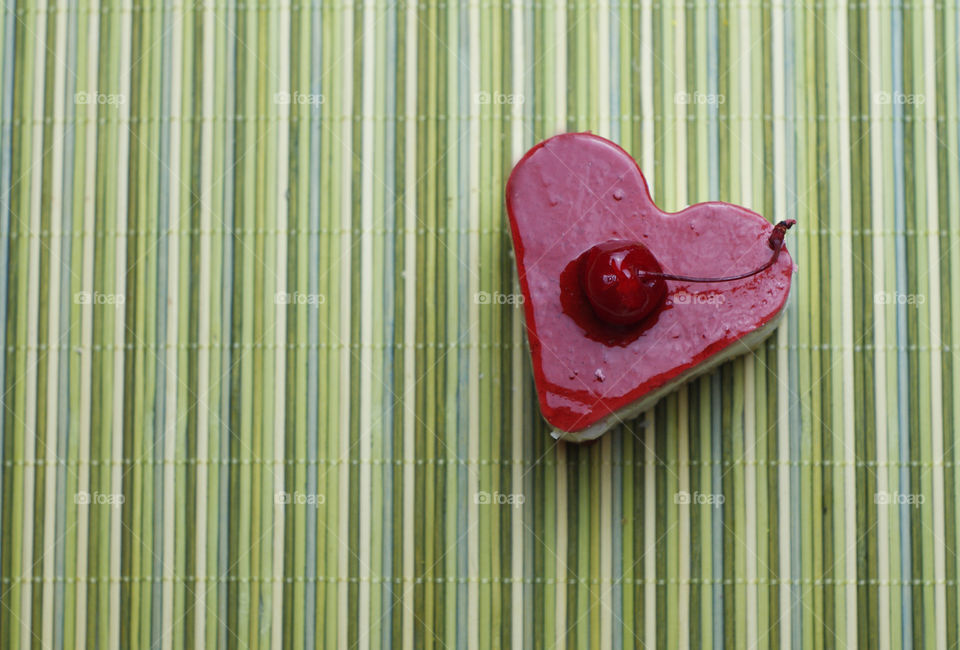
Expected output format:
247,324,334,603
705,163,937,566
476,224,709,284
1,0,958,647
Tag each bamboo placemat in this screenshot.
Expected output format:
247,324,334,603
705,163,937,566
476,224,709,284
1,0,958,647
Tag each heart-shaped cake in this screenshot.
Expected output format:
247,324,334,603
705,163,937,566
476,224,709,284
505,133,795,442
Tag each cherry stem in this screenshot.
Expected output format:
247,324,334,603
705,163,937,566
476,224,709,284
651,219,796,283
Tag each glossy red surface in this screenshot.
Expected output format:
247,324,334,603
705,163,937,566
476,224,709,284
505,132,795,433
580,240,668,326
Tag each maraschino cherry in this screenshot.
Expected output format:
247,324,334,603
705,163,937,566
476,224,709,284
580,219,796,327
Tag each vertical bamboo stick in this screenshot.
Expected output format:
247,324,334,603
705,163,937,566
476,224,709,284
509,1,525,647
18,0,48,643
41,0,68,645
